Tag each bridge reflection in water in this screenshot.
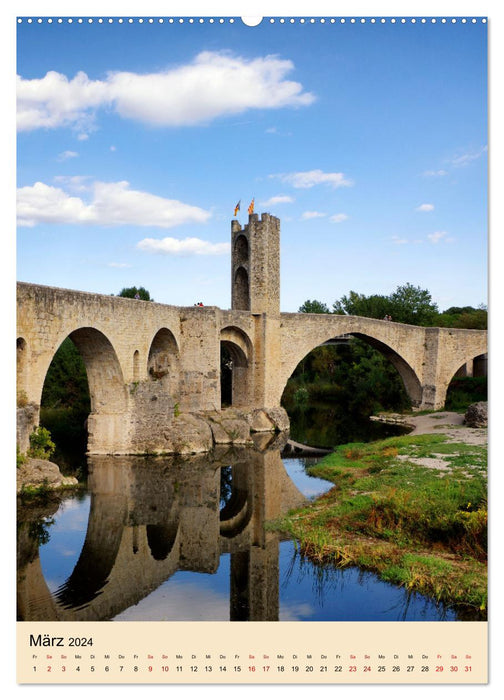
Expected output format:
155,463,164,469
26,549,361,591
17,443,310,623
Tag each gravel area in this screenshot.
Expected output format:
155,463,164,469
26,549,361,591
406,411,487,446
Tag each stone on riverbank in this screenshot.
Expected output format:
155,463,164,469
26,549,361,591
17,458,78,494
464,401,488,428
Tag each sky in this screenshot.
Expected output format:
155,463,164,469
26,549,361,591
16,13,488,313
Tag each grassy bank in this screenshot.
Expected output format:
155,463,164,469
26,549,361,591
270,432,487,616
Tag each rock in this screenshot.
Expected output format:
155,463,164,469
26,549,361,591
464,401,488,428
162,414,214,454
248,409,275,432
264,406,290,432
205,409,253,445
17,458,78,494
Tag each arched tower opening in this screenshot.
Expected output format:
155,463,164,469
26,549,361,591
234,234,249,266
233,267,250,311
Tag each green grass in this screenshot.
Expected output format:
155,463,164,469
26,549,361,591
269,431,487,615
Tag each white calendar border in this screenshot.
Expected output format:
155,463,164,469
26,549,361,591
5,0,501,697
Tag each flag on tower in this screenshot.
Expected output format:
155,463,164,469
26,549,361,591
234,200,241,217
248,198,255,215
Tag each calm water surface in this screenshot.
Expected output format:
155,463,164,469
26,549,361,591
17,446,466,622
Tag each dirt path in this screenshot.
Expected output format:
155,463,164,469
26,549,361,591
405,410,487,446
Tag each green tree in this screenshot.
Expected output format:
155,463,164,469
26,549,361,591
332,284,439,326
41,338,90,410
387,283,438,325
435,305,487,330
298,299,331,314
333,291,390,320
118,286,153,301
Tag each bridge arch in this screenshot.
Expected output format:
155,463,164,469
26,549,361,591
36,327,129,454
219,465,253,539
278,324,423,409
146,522,180,561
147,328,180,392
220,326,253,408
66,327,128,414
351,332,423,406
439,348,488,408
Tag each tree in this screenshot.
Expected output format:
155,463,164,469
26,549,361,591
118,286,153,301
387,283,438,325
333,291,389,320
298,299,331,314
332,284,439,325
435,305,487,330
41,337,90,410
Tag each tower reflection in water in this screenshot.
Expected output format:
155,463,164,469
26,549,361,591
17,442,308,622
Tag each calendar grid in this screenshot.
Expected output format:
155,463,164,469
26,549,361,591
17,621,487,684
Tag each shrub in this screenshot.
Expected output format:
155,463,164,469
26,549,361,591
28,426,56,460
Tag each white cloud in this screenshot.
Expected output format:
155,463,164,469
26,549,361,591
271,169,353,189
423,169,448,177
391,235,409,245
301,211,326,219
17,180,211,228
17,182,93,226
57,150,78,161
450,145,487,167
416,203,434,212
427,231,450,244
108,262,131,268
53,175,92,192
329,213,348,223
260,195,294,206
17,51,315,133
137,237,230,256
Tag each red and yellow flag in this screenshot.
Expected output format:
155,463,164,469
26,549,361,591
234,200,240,217
248,198,255,215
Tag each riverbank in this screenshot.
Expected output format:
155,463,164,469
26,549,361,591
269,410,487,617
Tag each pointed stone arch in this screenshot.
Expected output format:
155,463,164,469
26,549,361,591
147,328,180,393
220,326,253,408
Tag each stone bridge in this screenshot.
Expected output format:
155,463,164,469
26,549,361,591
16,213,487,455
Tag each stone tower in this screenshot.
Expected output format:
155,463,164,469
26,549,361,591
231,213,280,316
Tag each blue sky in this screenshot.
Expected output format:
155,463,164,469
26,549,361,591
16,14,488,311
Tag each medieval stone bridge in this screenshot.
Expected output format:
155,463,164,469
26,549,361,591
16,213,487,455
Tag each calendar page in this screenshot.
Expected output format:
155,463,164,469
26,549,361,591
15,4,489,688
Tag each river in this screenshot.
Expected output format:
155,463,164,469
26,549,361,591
17,415,470,622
